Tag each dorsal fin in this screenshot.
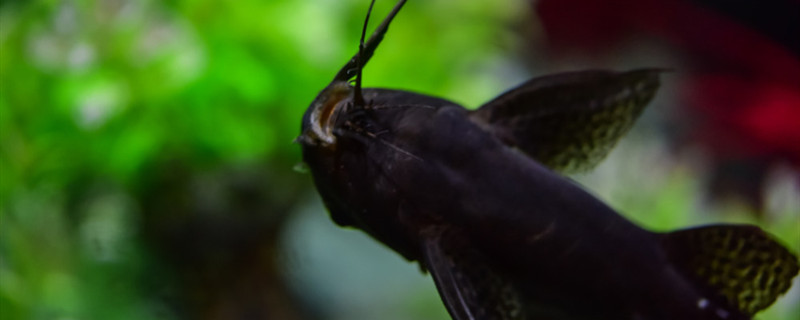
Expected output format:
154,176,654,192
663,224,799,316
469,69,662,173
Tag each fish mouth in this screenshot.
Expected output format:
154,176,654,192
299,81,352,147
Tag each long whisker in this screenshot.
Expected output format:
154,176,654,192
333,0,408,82
353,0,377,107
370,104,437,111
334,123,423,162
365,131,423,162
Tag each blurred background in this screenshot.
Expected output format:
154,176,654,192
1,0,798,319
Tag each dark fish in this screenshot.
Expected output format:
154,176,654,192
297,1,799,319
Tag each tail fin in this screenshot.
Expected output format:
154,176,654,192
663,224,799,316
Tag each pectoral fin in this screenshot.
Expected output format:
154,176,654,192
663,224,799,316
470,69,662,173
421,230,524,320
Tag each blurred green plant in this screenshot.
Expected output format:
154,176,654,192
0,0,519,319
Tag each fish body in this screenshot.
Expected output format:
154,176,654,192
298,1,799,319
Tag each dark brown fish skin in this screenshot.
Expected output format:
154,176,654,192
299,86,752,320
298,2,796,319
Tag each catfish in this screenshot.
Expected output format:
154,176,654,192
296,1,799,319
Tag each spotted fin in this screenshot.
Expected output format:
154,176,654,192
663,224,799,316
422,230,524,320
469,69,662,173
